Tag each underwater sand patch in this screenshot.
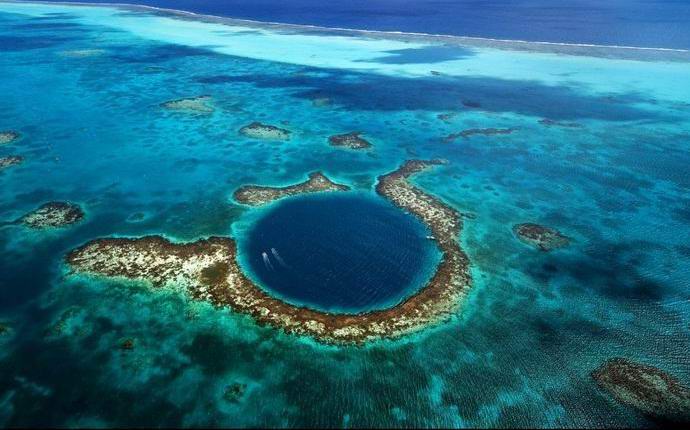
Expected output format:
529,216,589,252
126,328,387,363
238,122,291,141
126,212,149,223
592,358,690,423
233,172,349,206
0,156,23,171
66,161,472,343
328,132,372,150
311,97,332,107
160,96,215,114
513,223,569,251
59,49,106,58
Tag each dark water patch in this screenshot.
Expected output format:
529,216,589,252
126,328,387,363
360,45,474,64
194,75,238,84
181,332,255,376
221,68,665,121
525,240,672,302
11,21,87,31
0,314,188,427
243,193,439,313
109,43,215,64
0,35,77,52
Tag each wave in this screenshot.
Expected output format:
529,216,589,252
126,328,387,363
8,1,690,59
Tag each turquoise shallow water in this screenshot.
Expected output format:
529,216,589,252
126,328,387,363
0,1,689,427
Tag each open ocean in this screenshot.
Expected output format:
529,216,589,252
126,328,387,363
35,0,690,49
1,0,689,427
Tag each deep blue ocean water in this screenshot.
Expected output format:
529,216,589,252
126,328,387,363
35,0,690,49
0,1,689,428
243,193,439,313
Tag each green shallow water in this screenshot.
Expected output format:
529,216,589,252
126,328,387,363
0,1,689,427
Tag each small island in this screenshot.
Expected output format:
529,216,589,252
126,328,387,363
592,358,690,423
233,172,349,206
513,223,570,251
66,160,472,343
0,155,23,171
20,201,85,229
0,130,21,145
160,96,214,114
238,122,291,140
328,132,372,150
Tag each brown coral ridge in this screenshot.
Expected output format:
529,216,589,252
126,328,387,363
513,223,569,251
238,122,291,141
443,128,516,143
20,201,85,229
0,155,24,171
592,358,690,423
233,172,350,206
0,130,21,145
328,132,372,150
66,160,472,343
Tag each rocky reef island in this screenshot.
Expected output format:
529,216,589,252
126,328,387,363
0,155,23,171
160,96,215,114
238,122,291,140
0,130,21,145
66,160,472,343
233,172,349,206
19,201,85,229
592,358,690,423
328,132,372,150
513,223,570,251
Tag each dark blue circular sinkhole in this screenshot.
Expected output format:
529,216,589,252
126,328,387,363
242,193,440,314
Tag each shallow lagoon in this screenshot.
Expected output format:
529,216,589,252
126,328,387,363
0,1,689,427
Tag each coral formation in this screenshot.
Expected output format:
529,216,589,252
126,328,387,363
233,172,349,206
513,223,569,251
239,122,291,140
66,161,471,343
592,358,690,423
161,96,214,114
20,202,85,229
328,132,372,150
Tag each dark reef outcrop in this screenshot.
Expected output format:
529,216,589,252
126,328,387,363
233,172,349,206
513,223,569,251
0,130,21,145
239,122,291,140
539,118,582,128
66,161,472,343
0,155,23,171
328,132,372,150
223,382,247,402
443,128,516,142
592,358,690,423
